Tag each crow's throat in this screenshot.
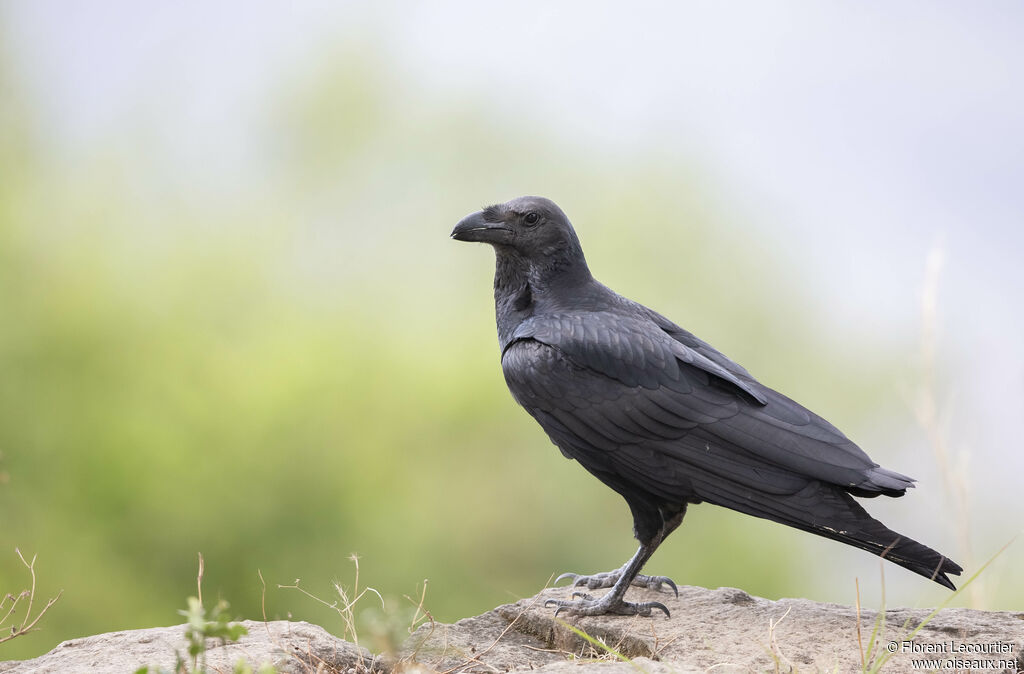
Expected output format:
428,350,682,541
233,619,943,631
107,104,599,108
492,245,594,350
493,253,534,350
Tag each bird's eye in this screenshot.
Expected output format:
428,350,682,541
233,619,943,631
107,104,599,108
524,212,540,226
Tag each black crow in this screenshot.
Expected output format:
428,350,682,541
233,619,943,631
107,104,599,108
451,196,961,617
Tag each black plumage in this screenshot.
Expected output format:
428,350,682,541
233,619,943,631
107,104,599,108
451,196,961,617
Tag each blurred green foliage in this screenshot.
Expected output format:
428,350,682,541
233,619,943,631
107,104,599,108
0,45,1002,662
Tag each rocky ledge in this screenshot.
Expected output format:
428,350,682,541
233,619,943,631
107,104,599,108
3,585,1022,673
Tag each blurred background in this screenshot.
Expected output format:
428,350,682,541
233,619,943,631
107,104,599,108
1,0,1022,660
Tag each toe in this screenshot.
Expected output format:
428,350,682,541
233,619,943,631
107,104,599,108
632,601,671,618
554,572,580,586
650,576,678,597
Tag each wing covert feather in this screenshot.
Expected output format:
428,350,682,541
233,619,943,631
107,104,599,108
501,314,904,496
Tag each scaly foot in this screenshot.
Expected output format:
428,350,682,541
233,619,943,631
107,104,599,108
555,570,678,596
544,591,670,617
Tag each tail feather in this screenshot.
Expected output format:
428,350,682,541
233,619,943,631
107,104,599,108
692,477,963,589
794,500,963,590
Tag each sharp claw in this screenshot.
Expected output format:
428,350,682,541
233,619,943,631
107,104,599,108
553,605,567,617
554,572,579,585
647,601,670,618
571,591,593,601
664,578,679,597
544,599,559,608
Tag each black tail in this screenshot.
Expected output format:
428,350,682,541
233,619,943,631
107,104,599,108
790,493,963,590
695,478,963,589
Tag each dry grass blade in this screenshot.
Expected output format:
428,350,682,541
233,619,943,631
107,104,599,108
855,577,866,672
554,619,649,674
0,548,63,645
404,579,432,635
439,594,540,674
763,605,794,674
278,554,387,672
196,552,205,607
401,579,435,663
863,539,1013,674
913,238,979,607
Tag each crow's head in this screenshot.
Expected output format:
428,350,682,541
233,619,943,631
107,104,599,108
451,196,586,275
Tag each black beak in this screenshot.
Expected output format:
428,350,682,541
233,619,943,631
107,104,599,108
451,210,511,244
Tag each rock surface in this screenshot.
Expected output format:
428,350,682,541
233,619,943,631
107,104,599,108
0,620,375,674
3,586,1023,673
407,586,1024,673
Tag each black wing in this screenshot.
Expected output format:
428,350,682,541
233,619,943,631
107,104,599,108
501,312,913,498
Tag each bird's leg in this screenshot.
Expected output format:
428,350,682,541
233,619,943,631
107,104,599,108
546,510,683,617
547,542,667,617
